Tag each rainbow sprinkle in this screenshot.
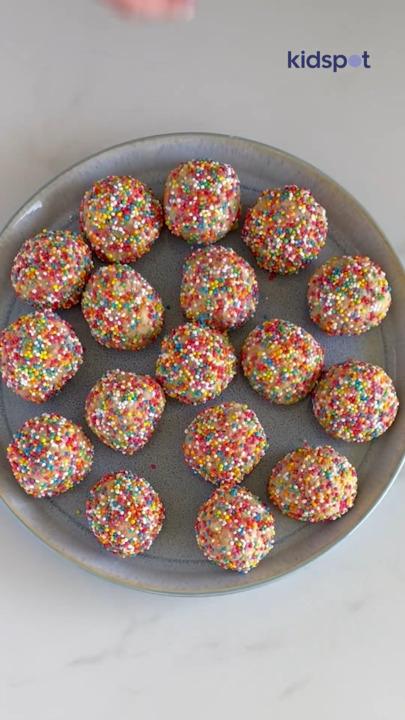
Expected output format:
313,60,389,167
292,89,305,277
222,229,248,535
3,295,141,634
268,445,358,522
180,245,259,331
156,323,237,404
11,229,93,310
82,264,164,350
184,402,268,485
86,470,165,557
80,175,163,263
7,413,94,498
0,311,83,403
195,485,275,573
242,184,328,274
85,370,166,455
312,360,399,442
241,318,324,404
164,160,240,244
307,255,391,335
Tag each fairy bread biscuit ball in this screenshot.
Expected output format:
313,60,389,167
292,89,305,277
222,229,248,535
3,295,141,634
164,160,240,245
180,245,259,331
155,323,237,404
80,175,163,263
268,445,358,522
82,264,164,350
86,470,165,557
7,413,93,498
184,402,267,485
242,185,328,274
307,255,391,335
11,230,93,310
241,319,324,404
85,370,165,455
312,360,399,442
0,311,83,403
195,485,275,573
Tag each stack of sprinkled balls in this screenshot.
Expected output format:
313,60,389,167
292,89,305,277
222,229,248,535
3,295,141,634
1,160,399,575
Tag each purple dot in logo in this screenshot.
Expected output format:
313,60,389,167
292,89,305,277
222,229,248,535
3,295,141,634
348,54,362,67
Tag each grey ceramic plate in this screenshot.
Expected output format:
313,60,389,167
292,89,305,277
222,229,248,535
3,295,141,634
0,133,404,595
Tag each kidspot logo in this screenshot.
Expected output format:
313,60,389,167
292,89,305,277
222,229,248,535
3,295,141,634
288,50,371,73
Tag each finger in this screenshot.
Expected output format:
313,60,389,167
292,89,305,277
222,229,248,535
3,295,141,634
104,0,195,19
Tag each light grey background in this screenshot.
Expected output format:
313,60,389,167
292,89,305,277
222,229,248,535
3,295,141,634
0,0,404,718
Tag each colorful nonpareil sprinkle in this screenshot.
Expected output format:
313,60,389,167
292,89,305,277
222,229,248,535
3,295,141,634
80,175,163,263
155,323,237,404
85,370,166,455
3,154,400,575
0,311,83,403
195,485,275,573
86,470,165,557
81,264,164,350
307,255,391,335
7,413,94,498
11,229,93,310
183,402,268,485
241,318,324,404
180,245,259,331
242,184,328,274
268,445,358,522
312,360,399,442
164,160,240,244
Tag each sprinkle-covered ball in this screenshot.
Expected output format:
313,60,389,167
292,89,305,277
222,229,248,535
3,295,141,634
0,311,83,403
195,485,275,573
180,245,259,331
184,402,267,485
307,255,391,335
313,360,399,442
82,264,164,350
241,318,324,404
164,160,240,245
242,185,328,274
80,175,163,263
86,470,165,557
11,230,93,310
268,445,358,522
85,370,166,455
156,323,237,404
7,413,94,498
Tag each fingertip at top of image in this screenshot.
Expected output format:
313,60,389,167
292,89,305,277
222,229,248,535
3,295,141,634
103,0,196,20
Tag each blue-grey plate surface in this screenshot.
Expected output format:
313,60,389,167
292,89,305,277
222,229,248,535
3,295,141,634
0,133,404,595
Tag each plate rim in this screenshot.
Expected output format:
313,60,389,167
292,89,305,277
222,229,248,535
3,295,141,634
1,131,404,596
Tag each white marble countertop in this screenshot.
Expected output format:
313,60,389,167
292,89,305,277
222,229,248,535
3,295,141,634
1,1,404,718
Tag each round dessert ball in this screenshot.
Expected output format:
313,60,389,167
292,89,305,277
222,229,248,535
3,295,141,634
312,360,399,442
242,184,328,274
11,229,93,310
180,245,259,332
268,445,358,522
155,323,237,404
0,311,83,403
7,413,94,498
80,175,163,263
307,255,391,335
241,318,324,404
195,485,275,573
164,160,240,245
85,370,166,455
86,470,165,557
82,264,164,350
184,402,268,485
